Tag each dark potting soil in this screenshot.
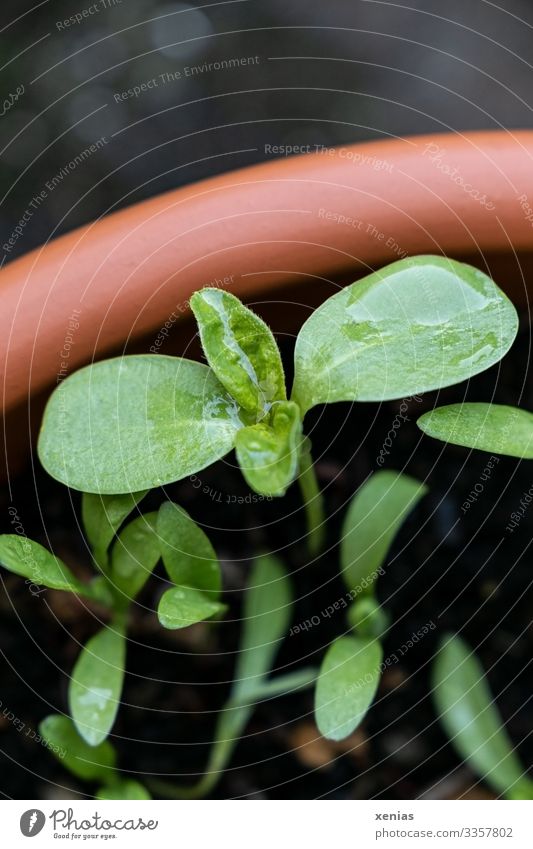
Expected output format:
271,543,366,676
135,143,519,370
1,320,532,801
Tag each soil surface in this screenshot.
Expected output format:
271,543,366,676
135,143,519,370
1,322,533,800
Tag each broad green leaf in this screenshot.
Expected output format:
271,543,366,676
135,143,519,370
190,288,286,416
39,714,117,783
0,535,88,595
232,554,293,700
315,636,383,741
157,585,226,629
97,779,151,800
69,625,126,746
157,501,221,595
433,635,533,798
38,355,242,494
235,401,303,497
418,403,533,459
341,471,427,594
292,256,518,414
82,491,148,567
110,512,160,600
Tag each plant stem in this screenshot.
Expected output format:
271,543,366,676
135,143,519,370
298,438,326,555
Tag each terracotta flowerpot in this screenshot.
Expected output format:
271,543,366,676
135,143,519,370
2,130,533,482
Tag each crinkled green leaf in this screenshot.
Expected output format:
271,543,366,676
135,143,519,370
433,634,533,799
190,288,286,416
38,355,242,494
235,401,303,497
110,512,160,600
39,714,117,783
69,625,126,746
157,585,226,630
418,403,533,459
97,779,151,800
292,256,518,414
157,501,221,595
0,535,88,595
82,490,148,568
315,636,382,741
341,471,427,594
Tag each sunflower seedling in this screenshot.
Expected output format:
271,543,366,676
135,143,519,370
0,495,225,747
151,555,317,798
37,256,518,554
315,470,427,740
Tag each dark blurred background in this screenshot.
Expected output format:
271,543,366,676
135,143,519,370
2,0,533,260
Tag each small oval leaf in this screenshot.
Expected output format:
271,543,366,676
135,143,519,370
341,471,427,594
157,502,221,595
433,634,532,798
39,714,117,783
292,256,518,413
0,535,87,594
38,355,242,493
235,401,303,497
158,585,226,630
69,626,126,746
315,636,382,741
190,288,286,416
418,403,533,458
110,512,160,601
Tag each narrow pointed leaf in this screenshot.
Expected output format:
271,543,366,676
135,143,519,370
315,636,382,741
158,585,226,629
232,554,293,700
185,555,294,796
39,714,117,783
433,634,532,798
69,626,126,746
97,780,151,799
82,490,148,567
292,256,518,414
157,501,221,595
110,512,160,600
38,355,242,494
190,288,286,416
0,535,88,595
341,471,427,594
418,403,533,459
235,401,303,497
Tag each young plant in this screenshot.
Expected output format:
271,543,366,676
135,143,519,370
37,256,518,554
432,634,533,799
39,714,151,799
151,555,317,799
315,470,427,740
0,496,225,747
418,403,533,459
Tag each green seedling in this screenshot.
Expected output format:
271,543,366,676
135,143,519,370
0,495,225,746
40,714,151,799
315,470,427,740
418,403,533,459
37,256,518,554
432,634,533,799
151,555,317,799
